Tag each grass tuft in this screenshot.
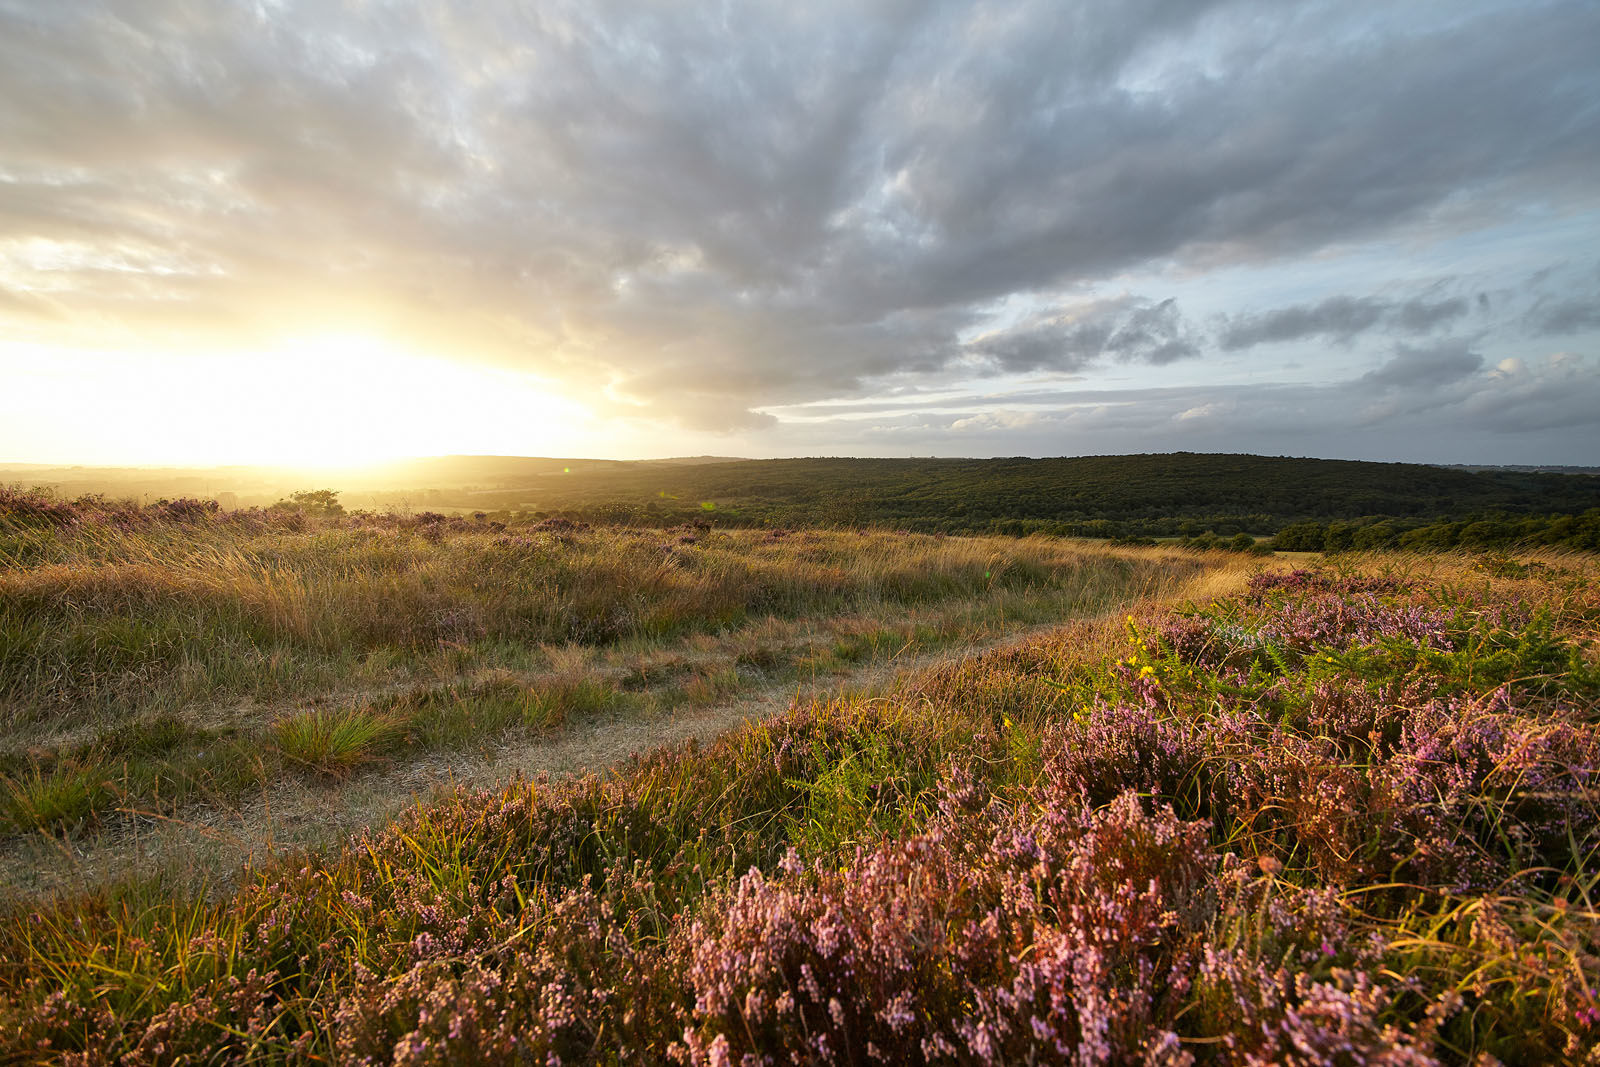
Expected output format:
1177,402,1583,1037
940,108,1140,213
0,759,114,833
273,706,395,778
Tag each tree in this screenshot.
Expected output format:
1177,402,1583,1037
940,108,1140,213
272,489,345,517
1272,522,1327,552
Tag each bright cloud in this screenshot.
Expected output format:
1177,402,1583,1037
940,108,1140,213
1,0,1597,463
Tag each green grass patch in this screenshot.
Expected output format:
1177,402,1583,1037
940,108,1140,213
0,759,116,833
273,707,397,779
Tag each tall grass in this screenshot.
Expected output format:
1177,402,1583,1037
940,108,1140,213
2,500,1207,725
3,494,1233,853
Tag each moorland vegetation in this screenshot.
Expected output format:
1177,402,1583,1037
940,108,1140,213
385,454,1600,547
0,486,1214,877
8,454,1599,550
0,485,1597,1063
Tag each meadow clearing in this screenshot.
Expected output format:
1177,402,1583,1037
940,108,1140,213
1,488,1597,1062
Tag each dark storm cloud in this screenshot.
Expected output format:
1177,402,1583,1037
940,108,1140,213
1,0,1598,435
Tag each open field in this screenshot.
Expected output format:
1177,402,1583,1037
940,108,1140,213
2,490,1598,1062
0,493,1236,896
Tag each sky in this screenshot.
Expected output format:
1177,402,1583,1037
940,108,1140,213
1,0,1598,467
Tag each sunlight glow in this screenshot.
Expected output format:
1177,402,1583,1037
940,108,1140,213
0,334,592,467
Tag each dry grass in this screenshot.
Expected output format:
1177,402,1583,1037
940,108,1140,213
0,526,1258,898
2,519,1218,724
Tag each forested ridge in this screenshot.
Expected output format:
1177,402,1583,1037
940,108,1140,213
9,453,1599,548
446,453,1600,539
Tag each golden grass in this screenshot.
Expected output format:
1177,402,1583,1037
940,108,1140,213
1,521,1228,721
0,518,1265,897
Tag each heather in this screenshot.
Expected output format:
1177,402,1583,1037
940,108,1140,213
1,550,1596,1063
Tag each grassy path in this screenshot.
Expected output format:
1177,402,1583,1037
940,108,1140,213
0,556,1254,899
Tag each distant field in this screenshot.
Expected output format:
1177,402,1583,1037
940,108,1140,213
2,487,1598,1061
7,452,1600,541
440,453,1600,532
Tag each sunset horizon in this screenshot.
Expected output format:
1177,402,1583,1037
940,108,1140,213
3,1,1597,469
4,3,1600,1051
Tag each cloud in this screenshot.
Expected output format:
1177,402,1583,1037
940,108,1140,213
1218,297,1386,350
0,0,1597,437
963,296,1199,373
1102,299,1199,365
1360,341,1484,390
1394,297,1470,334
1175,402,1226,422
1525,295,1600,337
1218,295,1470,350
950,410,1048,432
1469,352,1600,433
769,349,1600,462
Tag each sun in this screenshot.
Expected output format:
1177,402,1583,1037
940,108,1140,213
209,332,591,467
0,333,591,468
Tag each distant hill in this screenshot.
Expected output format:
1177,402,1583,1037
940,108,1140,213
647,455,750,466
9,453,1594,538
1435,463,1600,476
453,453,1600,534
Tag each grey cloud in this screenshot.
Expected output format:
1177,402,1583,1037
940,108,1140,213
766,351,1600,461
1467,353,1600,433
1218,297,1388,350
1361,341,1484,390
965,297,1198,373
1218,295,1470,351
1103,299,1198,365
1393,297,1470,334
1525,295,1600,337
820,1,1600,316
964,315,1109,374
0,0,1598,432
